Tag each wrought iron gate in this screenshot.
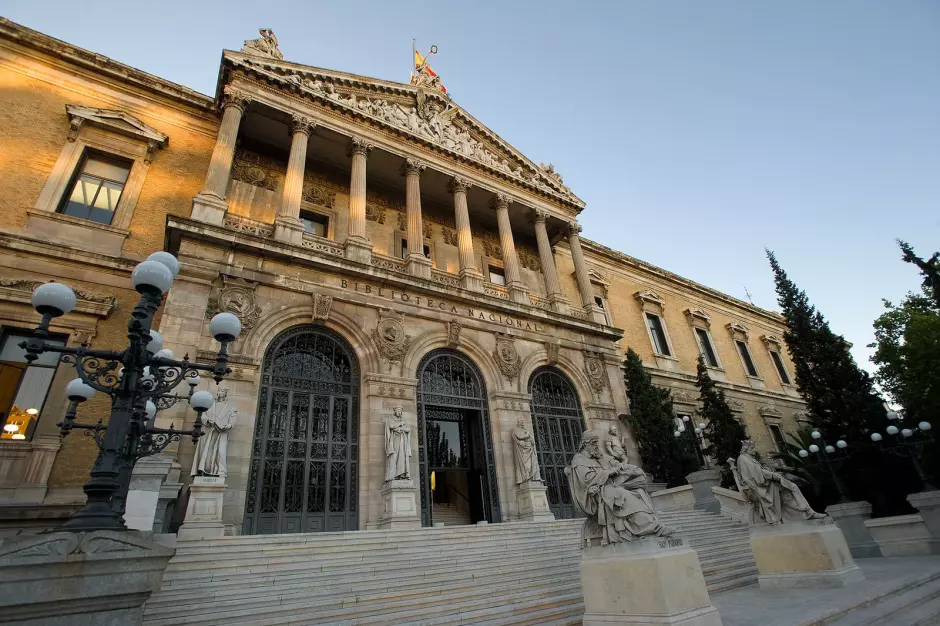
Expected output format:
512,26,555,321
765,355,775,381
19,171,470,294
244,326,359,534
528,367,585,519
417,349,501,527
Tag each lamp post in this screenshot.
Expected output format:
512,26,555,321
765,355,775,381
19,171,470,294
673,415,707,470
798,429,850,503
21,251,241,532
870,411,934,490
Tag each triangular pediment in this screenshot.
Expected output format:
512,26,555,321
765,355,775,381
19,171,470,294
221,51,584,209
65,104,169,147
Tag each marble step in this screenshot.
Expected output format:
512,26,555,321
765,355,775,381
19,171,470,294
818,570,940,626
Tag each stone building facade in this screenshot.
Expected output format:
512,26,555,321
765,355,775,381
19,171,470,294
0,20,806,535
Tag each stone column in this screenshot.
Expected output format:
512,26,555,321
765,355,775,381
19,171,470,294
344,136,374,264
401,158,431,278
274,114,315,245
491,193,529,304
568,221,607,323
192,88,249,225
532,209,568,313
448,176,483,291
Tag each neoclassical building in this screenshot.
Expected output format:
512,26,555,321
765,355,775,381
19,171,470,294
0,20,807,535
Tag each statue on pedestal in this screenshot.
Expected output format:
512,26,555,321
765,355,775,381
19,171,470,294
190,388,237,478
512,417,542,484
241,28,284,60
605,424,627,464
732,439,826,525
567,430,674,546
384,406,412,482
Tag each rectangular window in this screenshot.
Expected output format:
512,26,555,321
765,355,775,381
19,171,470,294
736,340,758,377
0,332,65,441
770,350,791,384
58,153,132,225
400,239,431,260
300,211,329,238
769,424,787,452
488,266,506,286
695,328,719,368
646,313,671,356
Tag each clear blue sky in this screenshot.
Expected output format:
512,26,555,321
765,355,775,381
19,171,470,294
3,0,937,374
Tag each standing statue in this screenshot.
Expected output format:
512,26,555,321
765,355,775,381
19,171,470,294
567,430,674,546
241,28,284,60
191,388,237,478
605,424,627,463
384,406,412,482
733,439,826,525
512,417,542,484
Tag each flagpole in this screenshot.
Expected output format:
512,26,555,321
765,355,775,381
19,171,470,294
411,39,416,82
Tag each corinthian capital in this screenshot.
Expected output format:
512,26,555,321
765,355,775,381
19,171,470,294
531,208,550,224
347,135,375,158
400,158,426,177
221,87,251,114
448,176,473,195
290,114,316,136
566,221,583,236
489,192,512,211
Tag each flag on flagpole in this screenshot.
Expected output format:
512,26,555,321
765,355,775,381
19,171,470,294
413,48,447,94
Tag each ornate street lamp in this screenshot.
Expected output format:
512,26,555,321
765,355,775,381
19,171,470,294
21,252,241,531
798,429,850,503
870,411,934,490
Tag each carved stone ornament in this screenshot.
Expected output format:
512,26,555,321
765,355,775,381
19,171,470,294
312,292,333,322
365,202,386,224
634,290,665,309
729,399,745,413
684,308,712,327
0,279,116,309
232,149,283,191
493,333,522,381
545,341,560,366
0,530,172,561
348,136,375,158
373,308,411,363
583,351,608,393
290,114,316,136
672,389,697,405
794,410,812,423
241,28,284,60
64,104,168,151
441,226,458,247
72,328,97,346
482,234,503,260
758,405,784,420
205,277,261,332
518,247,541,272
446,320,461,347
762,334,784,348
727,322,750,339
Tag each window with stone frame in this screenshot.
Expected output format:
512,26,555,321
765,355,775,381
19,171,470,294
300,210,329,238
684,308,721,369
0,330,66,441
635,291,675,361
487,265,506,286
727,322,761,380
646,313,671,357
769,349,792,385
58,152,132,225
736,340,758,377
695,328,720,368
768,424,787,452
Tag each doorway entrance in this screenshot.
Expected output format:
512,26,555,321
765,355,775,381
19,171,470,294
417,350,500,527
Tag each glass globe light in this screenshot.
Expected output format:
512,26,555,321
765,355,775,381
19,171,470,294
887,410,900,421
886,425,899,435
825,445,835,454
811,430,821,439
798,449,809,458
919,422,931,432
871,433,883,442
694,427,702,435
146,251,180,277
902,428,913,438
674,430,681,438
836,440,847,449
154,349,174,360
11,434,25,440
145,401,157,420
698,423,706,430
65,378,96,402
131,260,173,294
146,331,163,355
809,444,820,453
187,373,201,388
209,312,241,342
3,424,19,433
190,390,214,412
31,282,77,316
682,415,690,423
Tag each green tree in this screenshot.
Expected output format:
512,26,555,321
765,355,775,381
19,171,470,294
622,348,697,487
898,240,940,309
695,356,747,489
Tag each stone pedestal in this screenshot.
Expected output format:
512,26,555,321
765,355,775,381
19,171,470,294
750,519,864,589
191,193,227,226
825,501,882,558
580,537,722,626
344,236,373,265
864,513,934,556
178,476,226,540
459,268,483,292
907,490,940,552
125,454,173,531
0,530,173,624
273,216,304,245
515,481,555,522
405,254,432,279
686,469,721,514
379,479,420,530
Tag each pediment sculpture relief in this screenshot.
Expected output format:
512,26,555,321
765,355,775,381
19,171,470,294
205,277,261,331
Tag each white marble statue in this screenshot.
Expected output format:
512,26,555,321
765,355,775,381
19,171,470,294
512,417,542,484
241,28,283,60
605,424,627,464
191,388,237,478
567,430,674,546
384,406,412,482
733,439,826,525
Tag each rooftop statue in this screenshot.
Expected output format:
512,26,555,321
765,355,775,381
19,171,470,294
242,28,284,61
566,430,675,547
730,439,827,525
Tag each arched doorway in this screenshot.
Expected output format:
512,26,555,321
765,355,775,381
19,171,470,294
244,325,360,534
417,349,500,527
528,366,586,519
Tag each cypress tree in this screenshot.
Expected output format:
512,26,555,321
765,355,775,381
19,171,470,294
622,348,697,487
695,356,747,489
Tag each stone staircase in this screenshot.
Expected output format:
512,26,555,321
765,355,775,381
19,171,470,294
432,502,472,526
813,567,940,626
142,509,756,626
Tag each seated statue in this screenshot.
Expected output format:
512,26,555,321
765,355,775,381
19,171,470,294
566,430,674,546
733,439,827,525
